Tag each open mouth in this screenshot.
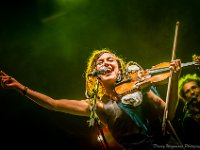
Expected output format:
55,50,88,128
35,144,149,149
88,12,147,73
98,66,112,75
103,68,113,75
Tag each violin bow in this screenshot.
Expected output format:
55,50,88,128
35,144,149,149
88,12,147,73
162,21,179,133
161,21,185,148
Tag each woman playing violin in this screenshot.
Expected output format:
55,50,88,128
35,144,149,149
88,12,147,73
0,48,181,149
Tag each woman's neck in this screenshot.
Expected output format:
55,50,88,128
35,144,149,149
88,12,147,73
102,81,119,100
105,89,119,101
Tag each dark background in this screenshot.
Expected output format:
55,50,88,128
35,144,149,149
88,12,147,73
0,0,199,149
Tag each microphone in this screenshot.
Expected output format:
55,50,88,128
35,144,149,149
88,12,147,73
88,67,110,76
190,95,197,103
185,95,197,109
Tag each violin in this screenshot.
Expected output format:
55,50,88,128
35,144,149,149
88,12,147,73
114,54,200,97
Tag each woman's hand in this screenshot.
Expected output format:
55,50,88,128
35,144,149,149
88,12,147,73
0,70,22,90
169,59,181,74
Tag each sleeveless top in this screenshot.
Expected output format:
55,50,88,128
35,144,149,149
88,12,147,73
100,95,178,149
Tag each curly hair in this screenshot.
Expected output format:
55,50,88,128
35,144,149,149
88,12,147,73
85,48,126,99
178,73,200,100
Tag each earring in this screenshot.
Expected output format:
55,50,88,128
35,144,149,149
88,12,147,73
116,73,122,83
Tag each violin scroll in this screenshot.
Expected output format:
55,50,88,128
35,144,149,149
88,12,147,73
192,54,200,69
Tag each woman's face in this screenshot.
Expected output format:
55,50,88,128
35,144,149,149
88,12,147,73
95,53,121,86
183,81,200,102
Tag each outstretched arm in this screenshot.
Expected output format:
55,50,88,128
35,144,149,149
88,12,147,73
0,70,92,116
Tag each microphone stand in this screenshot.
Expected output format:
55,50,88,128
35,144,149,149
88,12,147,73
87,77,110,150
